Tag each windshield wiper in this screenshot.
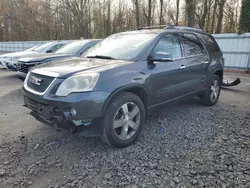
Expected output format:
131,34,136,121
86,55,116,60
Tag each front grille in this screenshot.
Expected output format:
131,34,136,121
27,72,55,93
16,61,29,73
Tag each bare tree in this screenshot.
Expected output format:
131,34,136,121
159,0,163,25
211,0,218,33
206,0,214,31
176,0,180,25
147,0,152,26
185,0,196,27
106,0,111,36
200,0,208,29
216,0,226,33
135,0,140,28
0,0,243,41
131,0,140,28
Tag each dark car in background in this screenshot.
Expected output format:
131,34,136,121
16,40,100,77
22,26,224,148
3,41,68,70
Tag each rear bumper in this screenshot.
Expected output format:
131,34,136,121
22,87,110,124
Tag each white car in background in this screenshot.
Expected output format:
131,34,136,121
0,46,38,67
1,41,68,70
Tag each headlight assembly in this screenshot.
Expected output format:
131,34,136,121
55,73,99,97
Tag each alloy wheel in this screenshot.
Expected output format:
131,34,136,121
210,80,220,102
113,102,140,140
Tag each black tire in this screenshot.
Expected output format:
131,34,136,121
200,74,221,106
101,92,145,148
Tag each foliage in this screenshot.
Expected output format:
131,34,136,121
0,0,242,41
240,0,250,33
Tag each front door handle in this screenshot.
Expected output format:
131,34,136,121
180,65,186,69
204,61,209,64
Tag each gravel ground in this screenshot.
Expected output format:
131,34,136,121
0,68,249,188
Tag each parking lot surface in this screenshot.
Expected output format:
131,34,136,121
0,67,250,188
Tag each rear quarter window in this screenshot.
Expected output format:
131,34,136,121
181,33,206,56
197,34,221,53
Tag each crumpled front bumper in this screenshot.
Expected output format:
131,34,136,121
22,86,110,129
24,96,69,130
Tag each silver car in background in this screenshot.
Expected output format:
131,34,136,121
1,41,68,70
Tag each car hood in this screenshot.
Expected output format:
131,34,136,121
0,53,10,58
2,51,39,58
19,53,73,63
32,57,132,78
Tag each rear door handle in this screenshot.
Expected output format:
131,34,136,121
204,61,209,64
180,65,186,69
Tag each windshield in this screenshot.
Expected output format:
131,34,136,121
33,42,54,52
84,33,156,60
55,41,89,54
25,46,37,51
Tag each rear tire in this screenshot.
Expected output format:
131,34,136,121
200,74,221,106
101,92,145,148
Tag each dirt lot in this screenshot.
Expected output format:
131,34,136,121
0,67,249,188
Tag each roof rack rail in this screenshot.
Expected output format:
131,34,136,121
137,24,206,33
165,25,205,32
137,25,168,30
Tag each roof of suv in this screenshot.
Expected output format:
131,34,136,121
123,25,208,35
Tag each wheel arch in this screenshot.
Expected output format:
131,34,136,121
102,85,149,117
213,69,223,83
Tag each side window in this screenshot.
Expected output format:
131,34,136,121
80,43,96,55
181,33,206,56
199,34,220,53
80,45,91,55
152,34,182,59
51,44,64,52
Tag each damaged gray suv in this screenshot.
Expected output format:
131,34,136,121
22,26,224,148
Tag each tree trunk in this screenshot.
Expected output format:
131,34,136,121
88,5,91,38
135,0,140,28
159,0,163,25
147,0,152,26
235,0,239,33
185,0,196,27
106,0,111,36
3,15,9,41
216,0,226,33
176,0,180,25
200,0,208,29
152,0,156,25
206,0,213,31
211,0,217,33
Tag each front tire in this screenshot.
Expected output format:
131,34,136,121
101,92,145,148
200,74,221,106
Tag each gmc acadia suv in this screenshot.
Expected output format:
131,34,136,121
22,26,224,148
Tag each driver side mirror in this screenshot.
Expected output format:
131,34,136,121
152,51,173,62
46,50,53,53
148,51,173,65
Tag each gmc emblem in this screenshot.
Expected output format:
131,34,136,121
30,76,42,86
